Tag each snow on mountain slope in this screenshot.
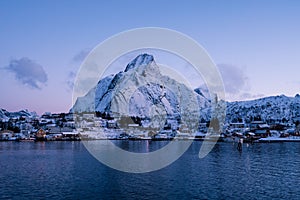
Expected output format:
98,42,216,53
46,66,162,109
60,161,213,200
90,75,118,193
71,75,114,113
194,85,211,101
128,83,180,118
0,108,34,121
0,109,9,121
70,86,96,113
226,94,300,123
193,84,300,123
103,54,199,122
70,53,299,124
71,54,202,128
124,53,155,72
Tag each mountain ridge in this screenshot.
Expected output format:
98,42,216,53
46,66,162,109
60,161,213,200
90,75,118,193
3,54,298,125
70,53,300,124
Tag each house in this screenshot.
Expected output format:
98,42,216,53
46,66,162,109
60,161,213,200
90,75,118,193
198,123,207,132
248,121,270,137
65,113,74,121
64,121,75,128
294,125,300,136
14,133,26,140
61,131,80,141
0,130,14,140
254,129,270,137
94,118,106,127
230,122,246,129
257,124,270,129
48,126,61,134
148,130,156,137
250,121,268,131
35,129,46,141
107,120,117,129
82,113,95,120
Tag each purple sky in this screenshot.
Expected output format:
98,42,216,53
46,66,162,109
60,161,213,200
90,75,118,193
0,0,299,114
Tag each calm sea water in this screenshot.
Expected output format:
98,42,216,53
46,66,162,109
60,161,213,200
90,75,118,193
0,141,299,200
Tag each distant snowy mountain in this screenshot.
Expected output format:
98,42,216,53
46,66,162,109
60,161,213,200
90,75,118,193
226,94,300,123
0,109,35,121
0,109,9,121
193,85,300,123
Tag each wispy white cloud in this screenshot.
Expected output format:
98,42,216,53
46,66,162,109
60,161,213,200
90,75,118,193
5,57,48,90
65,48,91,91
239,92,265,100
72,48,91,63
66,71,76,91
217,63,264,101
217,64,249,94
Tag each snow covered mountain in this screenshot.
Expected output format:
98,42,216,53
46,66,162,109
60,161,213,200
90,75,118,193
226,94,300,123
70,75,115,113
71,54,206,128
71,53,300,125
192,85,300,124
0,109,35,121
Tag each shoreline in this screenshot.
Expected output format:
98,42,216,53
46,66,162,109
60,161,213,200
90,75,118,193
2,136,300,143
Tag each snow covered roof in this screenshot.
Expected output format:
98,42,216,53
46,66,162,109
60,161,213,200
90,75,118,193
251,121,265,124
230,123,245,125
62,132,78,135
0,130,14,134
258,124,270,129
128,124,139,127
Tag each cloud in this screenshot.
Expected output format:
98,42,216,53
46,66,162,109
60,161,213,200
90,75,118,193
65,48,91,92
217,64,249,95
66,71,76,91
216,64,265,101
239,93,265,100
72,48,91,63
5,57,48,89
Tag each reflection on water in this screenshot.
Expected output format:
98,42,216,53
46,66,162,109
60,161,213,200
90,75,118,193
0,141,299,199
111,140,170,153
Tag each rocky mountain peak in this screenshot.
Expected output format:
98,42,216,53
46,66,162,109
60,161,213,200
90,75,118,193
124,53,155,72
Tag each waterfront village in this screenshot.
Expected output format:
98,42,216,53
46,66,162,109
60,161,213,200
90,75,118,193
1,111,300,143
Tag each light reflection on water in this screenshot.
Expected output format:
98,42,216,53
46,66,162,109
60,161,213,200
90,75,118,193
111,140,170,152
0,141,299,200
